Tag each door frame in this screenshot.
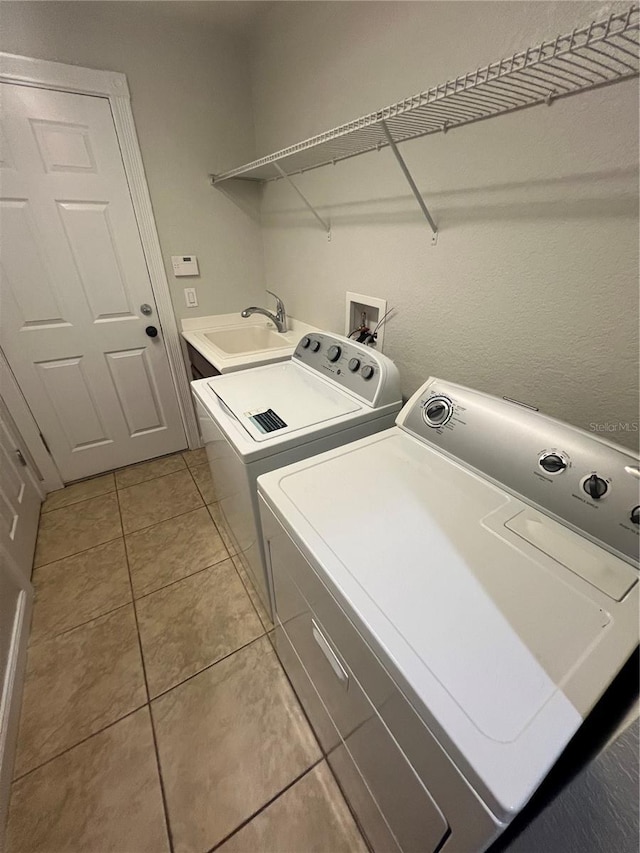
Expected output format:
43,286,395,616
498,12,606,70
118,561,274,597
0,52,201,468
0,546,32,842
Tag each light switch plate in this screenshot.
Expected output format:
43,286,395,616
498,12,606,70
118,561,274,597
184,287,198,308
171,255,199,277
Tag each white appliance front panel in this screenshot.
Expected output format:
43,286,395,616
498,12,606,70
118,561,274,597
193,390,401,618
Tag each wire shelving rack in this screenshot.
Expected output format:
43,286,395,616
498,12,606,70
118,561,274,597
211,5,639,238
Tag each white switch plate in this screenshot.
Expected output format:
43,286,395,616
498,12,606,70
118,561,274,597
184,287,198,308
172,255,199,277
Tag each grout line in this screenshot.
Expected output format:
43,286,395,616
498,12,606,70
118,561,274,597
205,757,325,853
32,533,125,571
132,551,232,602
35,489,211,571
117,488,176,853
27,594,132,650
230,555,274,633
148,631,268,703
114,463,188,491
43,449,192,500
41,487,116,514
11,703,148,785
39,485,118,514
122,502,206,538
187,461,216,504
205,504,237,557
185,463,208,504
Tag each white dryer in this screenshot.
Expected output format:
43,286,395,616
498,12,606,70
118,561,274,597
257,377,639,853
191,332,401,616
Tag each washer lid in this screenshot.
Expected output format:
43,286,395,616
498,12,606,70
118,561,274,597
258,429,638,819
208,362,363,442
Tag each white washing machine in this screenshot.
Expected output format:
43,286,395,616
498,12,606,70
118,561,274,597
257,377,639,853
191,332,402,616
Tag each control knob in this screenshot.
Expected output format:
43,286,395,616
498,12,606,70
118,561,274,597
422,396,453,428
310,340,321,353
361,365,374,380
583,474,608,500
539,453,567,474
630,506,640,525
301,336,311,348
327,345,342,363
348,358,361,372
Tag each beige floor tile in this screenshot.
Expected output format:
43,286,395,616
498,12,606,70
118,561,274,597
153,636,321,853
14,605,146,777
115,452,186,489
34,493,122,568
42,473,115,513
232,553,274,631
190,462,216,504
137,559,264,697
30,539,131,645
219,761,367,853
207,501,237,555
182,447,207,469
6,708,169,853
126,507,228,598
118,469,203,534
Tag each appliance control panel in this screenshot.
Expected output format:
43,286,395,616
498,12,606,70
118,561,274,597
293,332,401,408
398,377,640,566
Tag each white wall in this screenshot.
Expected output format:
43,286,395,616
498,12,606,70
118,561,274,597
251,1,639,450
0,1,265,321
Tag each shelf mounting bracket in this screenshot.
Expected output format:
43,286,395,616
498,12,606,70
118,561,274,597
380,120,438,243
273,162,331,240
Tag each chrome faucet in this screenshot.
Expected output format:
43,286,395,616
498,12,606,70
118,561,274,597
241,290,288,333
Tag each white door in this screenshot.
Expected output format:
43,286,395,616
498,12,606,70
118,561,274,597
0,83,186,482
0,397,41,581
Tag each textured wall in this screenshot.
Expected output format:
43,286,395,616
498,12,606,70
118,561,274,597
0,1,265,321
251,1,639,450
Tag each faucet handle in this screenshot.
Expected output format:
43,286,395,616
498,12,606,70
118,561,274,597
266,290,285,314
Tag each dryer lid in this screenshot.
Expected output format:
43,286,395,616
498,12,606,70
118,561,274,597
259,429,637,818
208,362,362,442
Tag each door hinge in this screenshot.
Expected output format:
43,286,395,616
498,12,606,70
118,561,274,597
39,432,52,455
15,448,27,466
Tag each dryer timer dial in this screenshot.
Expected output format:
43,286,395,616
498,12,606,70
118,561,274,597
422,395,453,428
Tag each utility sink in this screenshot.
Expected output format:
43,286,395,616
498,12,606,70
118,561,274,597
204,325,286,354
181,313,322,374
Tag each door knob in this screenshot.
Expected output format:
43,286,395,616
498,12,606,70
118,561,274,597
145,326,159,338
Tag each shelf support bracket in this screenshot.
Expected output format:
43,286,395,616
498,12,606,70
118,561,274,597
380,120,438,242
273,162,331,239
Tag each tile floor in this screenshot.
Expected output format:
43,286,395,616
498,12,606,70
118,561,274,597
6,451,368,853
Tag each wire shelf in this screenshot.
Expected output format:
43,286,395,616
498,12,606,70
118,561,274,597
212,5,639,184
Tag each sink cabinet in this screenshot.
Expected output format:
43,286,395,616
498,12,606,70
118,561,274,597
186,342,220,381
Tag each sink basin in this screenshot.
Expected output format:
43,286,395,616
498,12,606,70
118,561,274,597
204,325,288,354
182,313,321,374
